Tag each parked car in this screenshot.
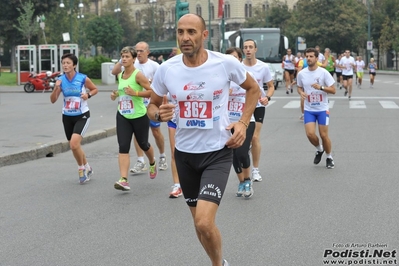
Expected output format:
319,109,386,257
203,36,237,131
265,62,281,89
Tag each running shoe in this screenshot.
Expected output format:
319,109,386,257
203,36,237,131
290,87,293,93
326,158,335,169
251,170,263,182
223,259,230,266
169,185,183,198
149,162,157,179
244,179,253,198
348,96,351,100
130,161,147,173
158,157,168,171
344,90,348,96
236,182,245,197
86,166,93,179
339,85,342,90
286,90,289,95
114,177,130,191
314,150,324,165
79,168,89,184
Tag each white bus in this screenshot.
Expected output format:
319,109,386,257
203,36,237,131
222,28,289,89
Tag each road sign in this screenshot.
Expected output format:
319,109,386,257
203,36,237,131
367,41,373,50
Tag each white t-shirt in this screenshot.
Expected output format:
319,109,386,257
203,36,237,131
297,66,335,112
283,54,295,70
339,56,356,76
355,60,365,72
134,59,159,106
318,53,325,63
134,59,159,81
242,59,272,108
335,59,342,73
151,50,247,153
228,71,259,123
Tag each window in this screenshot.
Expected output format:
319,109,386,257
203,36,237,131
159,8,165,24
196,4,202,16
135,10,141,26
245,3,252,18
224,3,230,18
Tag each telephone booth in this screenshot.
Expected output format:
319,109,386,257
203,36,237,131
16,45,37,85
59,44,79,72
38,44,58,73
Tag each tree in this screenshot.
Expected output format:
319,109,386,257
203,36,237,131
285,0,367,53
14,0,39,45
85,15,123,54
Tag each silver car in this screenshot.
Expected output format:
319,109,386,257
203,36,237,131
265,62,281,89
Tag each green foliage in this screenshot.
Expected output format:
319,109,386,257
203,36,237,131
79,55,112,79
13,0,40,45
85,15,123,54
285,0,367,53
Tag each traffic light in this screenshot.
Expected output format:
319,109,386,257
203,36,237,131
176,0,189,20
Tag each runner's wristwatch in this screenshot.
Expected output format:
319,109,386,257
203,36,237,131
320,86,325,91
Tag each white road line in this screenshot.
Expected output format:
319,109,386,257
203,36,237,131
350,100,366,109
283,100,300,108
265,100,276,108
329,100,335,109
379,101,399,109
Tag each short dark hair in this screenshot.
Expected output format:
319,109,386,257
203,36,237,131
61,53,78,66
120,46,137,58
244,39,257,48
304,47,319,58
225,47,243,59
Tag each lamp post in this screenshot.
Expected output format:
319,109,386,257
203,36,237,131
77,12,84,55
149,0,157,42
59,0,84,42
114,2,121,53
208,0,211,49
367,0,371,64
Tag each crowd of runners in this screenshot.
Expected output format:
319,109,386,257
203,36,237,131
50,13,381,266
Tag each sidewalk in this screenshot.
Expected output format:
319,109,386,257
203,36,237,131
0,84,117,167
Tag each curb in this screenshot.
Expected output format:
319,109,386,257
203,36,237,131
0,127,116,168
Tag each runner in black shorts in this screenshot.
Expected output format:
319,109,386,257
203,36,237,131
148,14,260,266
50,53,98,184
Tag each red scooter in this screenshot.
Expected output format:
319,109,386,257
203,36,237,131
23,71,61,93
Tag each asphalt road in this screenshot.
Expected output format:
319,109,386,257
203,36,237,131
0,74,399,265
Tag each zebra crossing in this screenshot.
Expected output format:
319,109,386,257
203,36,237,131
266,99,399,109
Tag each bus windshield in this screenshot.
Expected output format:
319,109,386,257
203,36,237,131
242,32,281,63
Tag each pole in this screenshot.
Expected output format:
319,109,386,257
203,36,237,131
208,0,211,50
152,4,155,42
70,0,73,42
367,0,371,64
221,14,225,53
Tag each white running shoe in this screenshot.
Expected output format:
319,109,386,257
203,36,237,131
251,170,263,182
130,161,147,173
158,157,168,171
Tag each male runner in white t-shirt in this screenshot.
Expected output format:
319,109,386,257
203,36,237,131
148,14,260,266
297,47,336,169
355,56,365,89
338,50,356,99
242,39,274,182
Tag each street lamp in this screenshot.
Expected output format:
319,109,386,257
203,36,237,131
114,2,121,53
77,12,84,55
367,0,371,64
149,0,157,42
59,0,84,42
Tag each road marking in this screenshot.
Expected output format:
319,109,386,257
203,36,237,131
379,101,399,109
283,100,300,108
329,100,335,109
266,100,276,108
383,81,394,84
349,100,366,108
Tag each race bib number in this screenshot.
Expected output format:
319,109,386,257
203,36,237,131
64,96,81,114
228,97,245,121
308,94,323,104
178,100,213,129
118,95,134,115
